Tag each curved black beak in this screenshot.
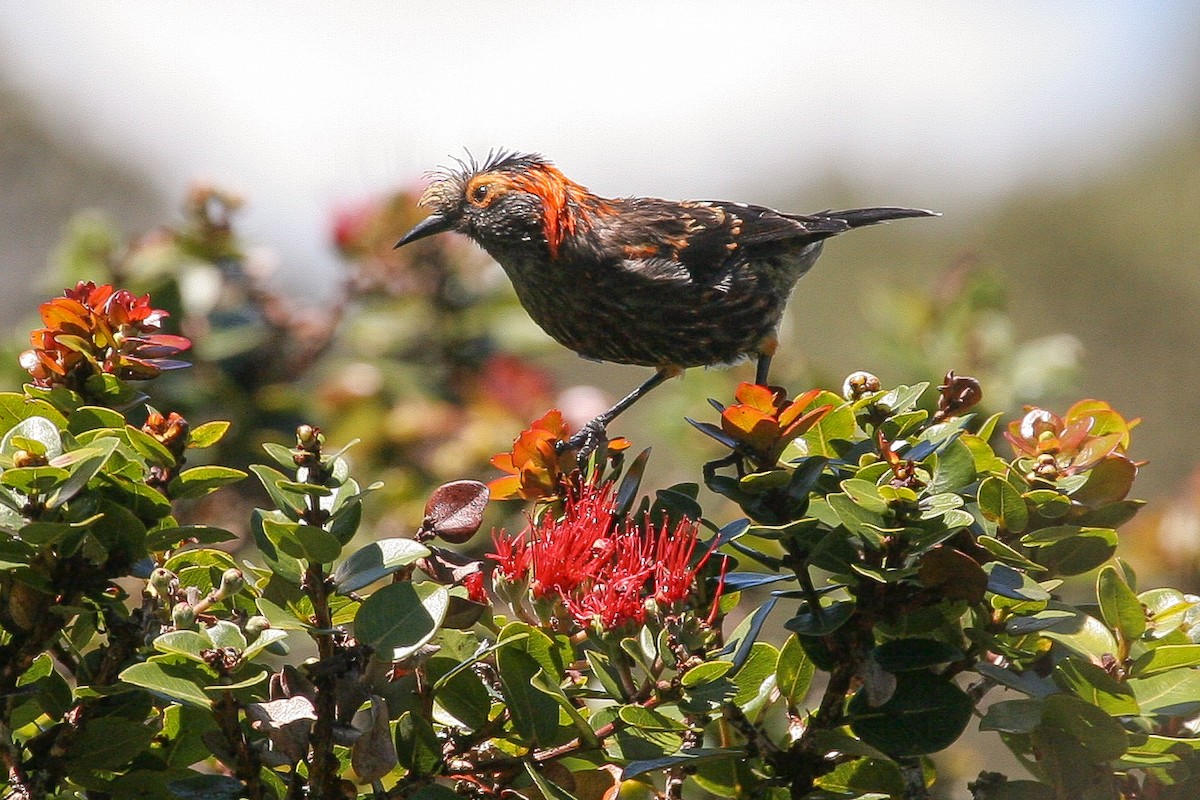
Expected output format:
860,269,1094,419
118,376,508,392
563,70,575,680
394,213,453,248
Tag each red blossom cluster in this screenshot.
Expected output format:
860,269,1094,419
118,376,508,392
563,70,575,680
20,282,191,391
490,481,724,630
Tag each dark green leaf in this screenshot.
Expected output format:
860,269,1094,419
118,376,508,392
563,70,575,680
331,537,431,593
64,716,156,774
848,669,973,756
979,698,1043,734
1054,657,1139,715
354,581,448,661
1040,692,1128,761
813,757,905,796
926,437,976,494
145,525,237,551
1128,669,1200,717
120,658,214,709
395,711,442,775
978,476,1028,533
621,748,743,779
873,638,964,672
1097,564,1146,640
776,635,815,706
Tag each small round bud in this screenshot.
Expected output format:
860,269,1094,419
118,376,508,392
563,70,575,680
172,602,196,630
149,567,176,600
245,615,271,639
843,371,881,401
216,568,245,599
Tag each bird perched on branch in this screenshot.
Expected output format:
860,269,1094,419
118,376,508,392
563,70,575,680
396,151,935,453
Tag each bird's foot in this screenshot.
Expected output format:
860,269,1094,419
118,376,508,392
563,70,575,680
556,417,609,465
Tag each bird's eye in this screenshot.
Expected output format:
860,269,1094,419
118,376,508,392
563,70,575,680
470,184,491,205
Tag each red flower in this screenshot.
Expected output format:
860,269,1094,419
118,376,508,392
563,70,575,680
20,282,191,391
489,481,724,631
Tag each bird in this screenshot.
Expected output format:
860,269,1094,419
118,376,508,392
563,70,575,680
396,151,936,454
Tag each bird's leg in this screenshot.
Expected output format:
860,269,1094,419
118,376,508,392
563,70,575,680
755,353,773,386
558,367,678,458
754,336,778,386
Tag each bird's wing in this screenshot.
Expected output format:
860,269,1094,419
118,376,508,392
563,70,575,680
605,199,849,287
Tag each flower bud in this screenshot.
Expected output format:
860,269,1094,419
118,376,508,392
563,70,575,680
216,568,245,599
172,602,196,630
245,615,271,639
149,567,176,600
843,371,881,401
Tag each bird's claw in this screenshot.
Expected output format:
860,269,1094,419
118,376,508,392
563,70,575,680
556,418,610,465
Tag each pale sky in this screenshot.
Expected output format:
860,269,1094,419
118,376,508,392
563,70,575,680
1,1,1196,293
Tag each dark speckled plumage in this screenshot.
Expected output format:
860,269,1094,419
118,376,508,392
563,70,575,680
399,152,932,369
395,151,935,448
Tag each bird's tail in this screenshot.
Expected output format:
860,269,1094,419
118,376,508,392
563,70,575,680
825,207,939,229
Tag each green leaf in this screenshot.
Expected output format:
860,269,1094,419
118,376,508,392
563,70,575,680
254,597,314,631
1130,644,1200,677
119,658,214,708
145,525,237,551
813,757,905,796
248,464,304,519
840,478,888,514
873,638,964,672
45,438,120,508
730,642,778,709
979,698,1043,734
1127,669,1200,717
985,563,1050,602
331,537,431,594
1040,692,1128,761
497,649,561,746
63,716,156,774
207,620,247,651
153,629,213,662
1024,526,1118,577
926,437,976,494
168,465,247,500
354,581,448,661
1139,588,1195,639
847,669,973,756
1,415,64,459
0,394,68,436
1097,565,1146,640
978,476,1028,533
681,660,734,688
1054,657,1139,715
828,492,892,548
187,420,231,449
294,525,342,563
525,763,580,800
775,635,815,706
395,711,442,775
427,656,490,730
1025,604,1118,660
788,394,855,459
623,749,744,782
619,705,688,731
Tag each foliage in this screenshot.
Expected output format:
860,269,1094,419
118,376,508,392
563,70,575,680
1,276,1197,800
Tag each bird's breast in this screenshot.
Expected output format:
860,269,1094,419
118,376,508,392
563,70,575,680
488,246,812,369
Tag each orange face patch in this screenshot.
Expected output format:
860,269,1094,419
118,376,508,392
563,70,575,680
464,174,506,208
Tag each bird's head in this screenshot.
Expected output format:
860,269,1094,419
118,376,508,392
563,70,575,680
395,151,607,258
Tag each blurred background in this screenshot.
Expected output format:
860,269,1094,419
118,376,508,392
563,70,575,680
2,2,1200,790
